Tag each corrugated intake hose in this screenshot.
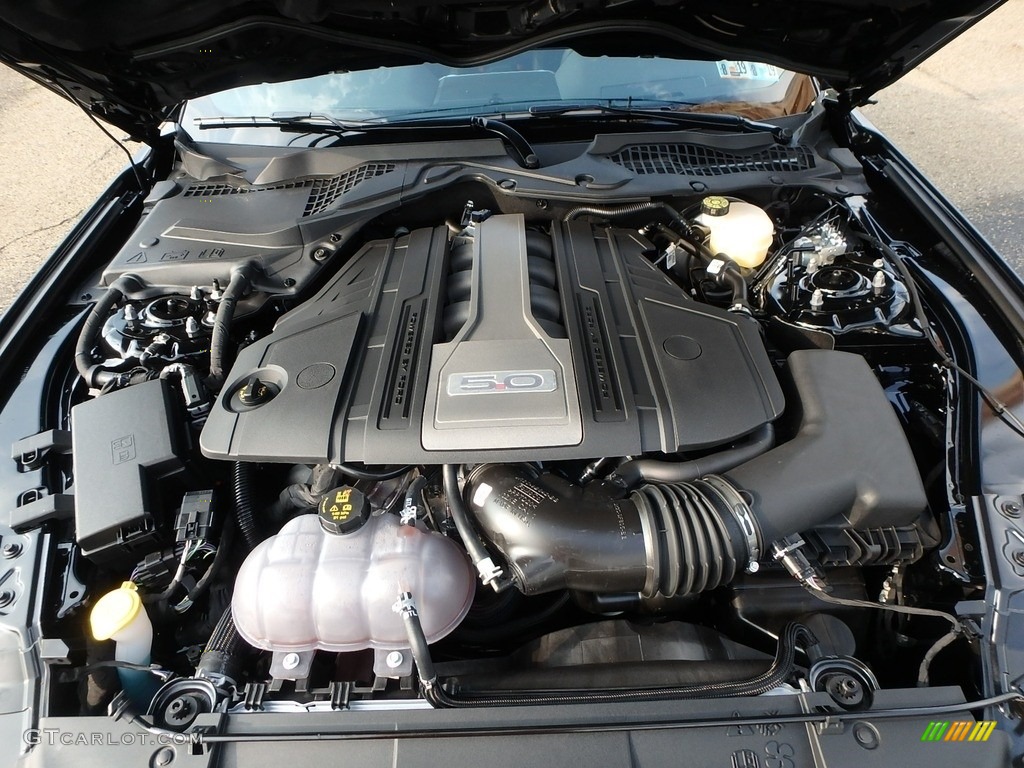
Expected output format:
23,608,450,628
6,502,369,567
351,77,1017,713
196,606,247,686
74,274,142,388
466,350,931,598
207,262,257,392
398,593,816,708
233,461,259,552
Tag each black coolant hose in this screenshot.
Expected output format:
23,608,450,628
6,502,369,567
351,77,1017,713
207,262,257,392
233,461,260,552
399,592,816,708
610,423,774,488
710,257,752,313
196,606,248,686
564,201,686,229
74,274,142,387
442,464,505,590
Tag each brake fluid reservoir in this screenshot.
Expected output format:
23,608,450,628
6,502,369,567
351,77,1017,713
695,196,774,269
232,486,474,653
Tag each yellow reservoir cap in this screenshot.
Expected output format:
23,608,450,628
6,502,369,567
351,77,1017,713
90,581,143,641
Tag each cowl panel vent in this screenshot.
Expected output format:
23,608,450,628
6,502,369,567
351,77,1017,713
303,163,396,216
182,180,313,197
608,143,815,176
180,163,397,216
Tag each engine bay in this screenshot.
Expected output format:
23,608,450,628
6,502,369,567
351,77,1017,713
16,125,988,728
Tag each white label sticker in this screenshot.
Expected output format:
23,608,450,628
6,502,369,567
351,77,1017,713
716,61,783,82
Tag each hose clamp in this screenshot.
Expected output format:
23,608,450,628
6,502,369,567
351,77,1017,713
699,475,762,572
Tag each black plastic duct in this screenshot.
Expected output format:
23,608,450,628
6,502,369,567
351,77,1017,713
466,350,928,597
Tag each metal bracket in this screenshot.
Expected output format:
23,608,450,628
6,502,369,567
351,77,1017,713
270,650,315,681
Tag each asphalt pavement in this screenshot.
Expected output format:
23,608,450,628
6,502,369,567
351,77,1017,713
0,2,1022,312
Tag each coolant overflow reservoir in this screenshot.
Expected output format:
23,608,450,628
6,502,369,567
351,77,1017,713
232,512,475,653
695,196,774,269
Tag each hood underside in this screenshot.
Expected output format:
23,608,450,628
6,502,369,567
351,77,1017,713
0,0,1008,140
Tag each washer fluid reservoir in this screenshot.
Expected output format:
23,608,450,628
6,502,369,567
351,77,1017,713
695,196,775,269
232,487,475,653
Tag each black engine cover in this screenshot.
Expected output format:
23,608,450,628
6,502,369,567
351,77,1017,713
200,214,784,464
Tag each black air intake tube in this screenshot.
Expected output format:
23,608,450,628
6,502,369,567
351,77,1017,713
466,350,930,597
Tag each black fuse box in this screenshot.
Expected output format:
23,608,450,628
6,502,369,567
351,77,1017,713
71,379,184,565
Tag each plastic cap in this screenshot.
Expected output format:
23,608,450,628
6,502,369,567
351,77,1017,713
318,486,370,535
90,581,143,641
701,196,731,217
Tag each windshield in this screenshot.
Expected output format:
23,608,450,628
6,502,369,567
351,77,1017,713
182,50,812,145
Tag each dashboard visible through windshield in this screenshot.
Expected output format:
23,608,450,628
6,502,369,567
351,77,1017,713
183,50,811,145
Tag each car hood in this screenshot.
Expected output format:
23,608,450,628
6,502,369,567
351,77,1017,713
0,0,1008,141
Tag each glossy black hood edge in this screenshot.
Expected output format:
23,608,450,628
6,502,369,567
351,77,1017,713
0,0,1010,141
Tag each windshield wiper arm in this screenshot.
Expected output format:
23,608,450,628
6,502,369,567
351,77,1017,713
526,103,792,143
194,113,540,169
469,116,539,169
193,113,365,132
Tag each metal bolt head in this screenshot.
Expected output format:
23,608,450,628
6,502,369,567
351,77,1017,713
1001,500,1022,518
0,590,14,608
312,247,329,261
385,651,405,669
282,652,301,670
1012,550,1024,567
2,543,22,560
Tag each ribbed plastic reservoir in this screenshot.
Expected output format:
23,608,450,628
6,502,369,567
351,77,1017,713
232,513,475,652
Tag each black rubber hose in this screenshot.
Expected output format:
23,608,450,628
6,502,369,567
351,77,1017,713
443,464,505,589
335,462,414,481
401,603,814,707
233,462,259,552
564,201,685,228
196,606,248,685
397,593,437,683
712,259,752,312
208,263,257,392
74,274,141,388
610,424,774,488
450,660,774,692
